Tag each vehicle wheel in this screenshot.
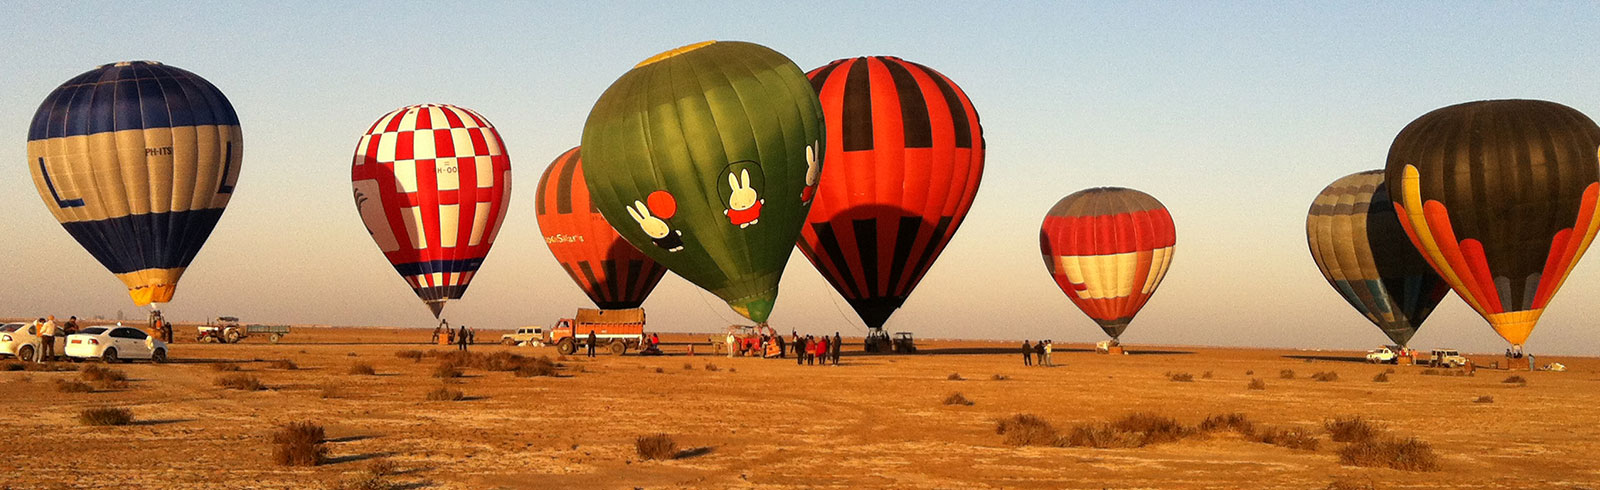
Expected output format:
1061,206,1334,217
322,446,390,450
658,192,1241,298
152,349,167,363
224,329,241,343
502,338,516,346
17,345,34,363
102,348,119,364
556,338,576,355
268,333,281,343
609,340,627,356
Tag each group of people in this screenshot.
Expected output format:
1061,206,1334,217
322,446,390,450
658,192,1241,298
22,315,79,363
431,322,476,351
1021,339,1055,367
792,332,841,366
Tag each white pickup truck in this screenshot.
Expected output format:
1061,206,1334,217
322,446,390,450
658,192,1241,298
501,327,545,346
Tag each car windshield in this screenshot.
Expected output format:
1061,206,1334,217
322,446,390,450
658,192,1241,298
0,324,22,333
80,327,107,335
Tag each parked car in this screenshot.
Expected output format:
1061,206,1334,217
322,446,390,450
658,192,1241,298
0,323,40,362
65,326,168,363
1428,349,1469,368
1366,345,1399,363
501,327,545,346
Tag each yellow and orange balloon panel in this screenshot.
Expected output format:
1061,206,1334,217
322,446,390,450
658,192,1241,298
26,61,243,306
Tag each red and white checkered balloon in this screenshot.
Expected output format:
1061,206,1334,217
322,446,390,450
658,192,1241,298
351,104,512,318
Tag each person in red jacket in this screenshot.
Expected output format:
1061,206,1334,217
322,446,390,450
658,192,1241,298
815,336,829,367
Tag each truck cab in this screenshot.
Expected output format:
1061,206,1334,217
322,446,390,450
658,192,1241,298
546,309,646,355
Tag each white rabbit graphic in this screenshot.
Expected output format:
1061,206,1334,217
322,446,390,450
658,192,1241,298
801,142,820,203
724,169,764,228
627,200,683,252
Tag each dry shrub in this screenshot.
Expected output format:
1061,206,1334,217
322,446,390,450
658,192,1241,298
704,363,719,372
1245,369,1255,375
1324,416,1383,443
395,350,424,362
425,386,463,401
0,361,24,371
728,367,736,373
271,421,328,466
215,374,265,391
682,362,693,370
1168,372,1194,382
1384,367,1396,374
1112,413,1190,445
78,407,132,426
347,352,358,357
1312,371,1340,382
1198,413,1254,434
946,372,963,381
1420,369,1440,376
1325,479,1378,490
55,379,95,393
1473,395,1494,403
943,393,973,406
991,374,1009,381
210,362,241,372
1372,372,1390,383
318,383,344,399
22,362,76,372
1279,369,1296,379
1338,437,1440,471
1503,375,1526,384
1247,378,1267,390
635,434,678,460
268,359,298,370
431,364,461,379
1252,426,1320,450
329,460,400,490
80,365,125,382
1062,424,1143,448
995,414,1058,447
653,367,664,374
1201,371,1214,379
514,357,559,377
347,363,376,376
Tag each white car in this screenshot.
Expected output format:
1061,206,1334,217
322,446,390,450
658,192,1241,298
1366,345,1400,363
65,326,167,363
0,323,41,361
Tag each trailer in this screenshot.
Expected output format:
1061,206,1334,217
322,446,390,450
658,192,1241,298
547,308,645,355
196,317,290,343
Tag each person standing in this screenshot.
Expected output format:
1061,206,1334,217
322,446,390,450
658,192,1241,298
587,330,598,358
1043,340,1054,367
162,320,174,343
725,333,736,358
39,317,58,363
1022,340,1033,366
63,316,79,336
457,325,469,351
831,332,842,366
816,336,829,367
431,326,441,344
1033,341,1045,367
468,327,476,345
795,335,807,366
775,333,786,359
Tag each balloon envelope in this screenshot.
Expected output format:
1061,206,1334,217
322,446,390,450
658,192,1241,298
27,61,243,306
581,41,825,323
1307,170,1450,347
1386,99,1600,347
536,147,667,309
1039,188,1175,340
797,56,985,329
351,104,512,318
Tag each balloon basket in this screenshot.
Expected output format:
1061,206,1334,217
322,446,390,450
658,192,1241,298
1502,355,1531,371
1395,356,1415,366
1099,346,1125,355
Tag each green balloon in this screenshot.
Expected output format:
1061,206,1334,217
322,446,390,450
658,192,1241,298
581,41,826,323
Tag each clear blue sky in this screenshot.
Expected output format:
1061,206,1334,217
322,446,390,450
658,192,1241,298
4,1,1600,354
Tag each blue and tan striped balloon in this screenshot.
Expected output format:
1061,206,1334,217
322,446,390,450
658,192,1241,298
26,61,243,306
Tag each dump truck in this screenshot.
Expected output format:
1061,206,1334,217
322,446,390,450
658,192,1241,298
547,308,645,356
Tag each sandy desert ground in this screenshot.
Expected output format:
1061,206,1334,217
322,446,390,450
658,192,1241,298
0,326,1596,489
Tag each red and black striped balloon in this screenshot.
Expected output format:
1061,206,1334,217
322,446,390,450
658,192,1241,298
535,147,667,309
797,56,984,329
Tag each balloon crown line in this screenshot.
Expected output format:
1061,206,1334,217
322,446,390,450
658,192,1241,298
101,60,162,68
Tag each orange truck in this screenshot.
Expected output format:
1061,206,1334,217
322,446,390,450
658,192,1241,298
547,308,646,356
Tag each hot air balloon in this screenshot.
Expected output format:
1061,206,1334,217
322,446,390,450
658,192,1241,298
1386,99,1600,353
1307,170,1450,348
581,41,824,323
1039,188,1175,341
797,56,984,333
536,147,668,309
27,61,243,306
351,104,512,318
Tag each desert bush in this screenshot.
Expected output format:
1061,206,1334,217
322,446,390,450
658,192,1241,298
1324,479,1378,490
1384,367,1396,374
395,350,424,362
425,386,463,401
328,460,400,490
210,362,241,372
347,363,376,376
943,393,974,406
0,361,23,371
947,373,963,381
1324,416,1383,443
1503,375,1526,384
991,374,1009,381
1247,378,1267,390
1473,395,1494,404
1245,370,1254,375
1338,437,1440,471
704,363,720,372
78,407,132,426
1112,413,1190,445
635,434,678,460
1201,371,1214,379
271,421,328,466
431,364,461,379
318,383,344,399
1168,372,1194,382
1251,426,1320,450
80,365,126,383
1279,369,1295,379
653,367,665,374
995,414,1058,447
22,362,76,372
55,379,95,393
1372,372,1390,383
1311,371,1340,382
1062,424,1143,448
268,359,298,370
215,374,265,391
347,352,358,357
1420,369,1440,376
682,362,693,370
1198,413,1254,435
